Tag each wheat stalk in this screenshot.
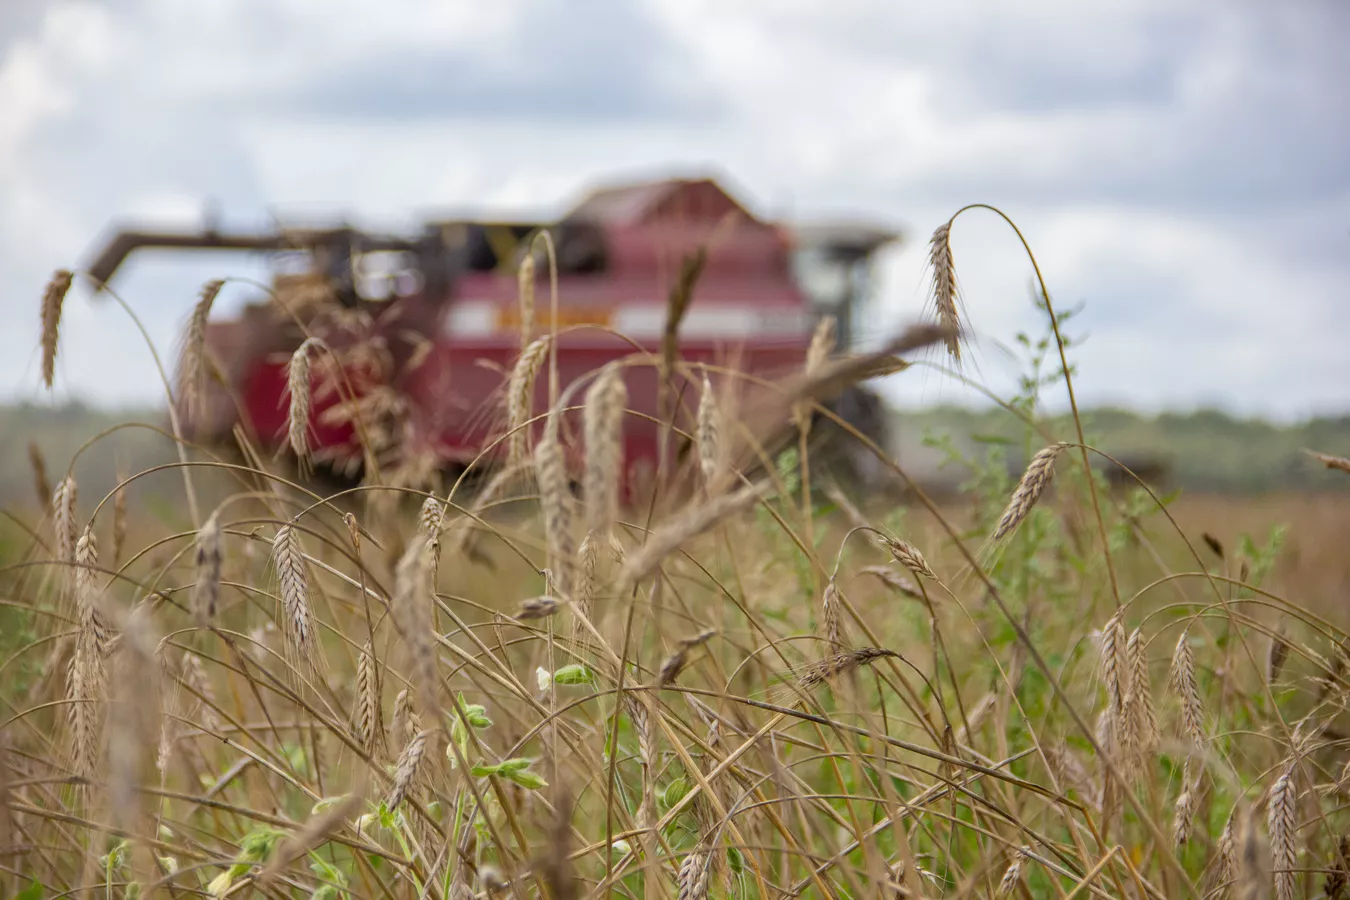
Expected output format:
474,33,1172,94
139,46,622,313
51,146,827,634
111,476,127,567
177,279,225,420
927,223,961,361
1270,767,1297,900
583,363,626,537
272,524,320,677
41,269,73,389
28,441,52,511
194,510,223,628
507,337,550,467
287,337,322,461
387,728,429,811
1268,624,1290,685
993,443,1070,541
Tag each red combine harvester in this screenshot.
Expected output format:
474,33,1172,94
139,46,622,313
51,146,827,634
86,176,897,488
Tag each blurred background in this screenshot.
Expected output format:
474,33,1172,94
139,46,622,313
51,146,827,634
1,0,1348,502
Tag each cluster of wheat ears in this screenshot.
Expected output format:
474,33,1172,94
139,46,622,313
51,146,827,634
7,210,1350,900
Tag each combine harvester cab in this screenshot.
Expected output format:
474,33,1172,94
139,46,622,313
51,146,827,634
83,176,897,491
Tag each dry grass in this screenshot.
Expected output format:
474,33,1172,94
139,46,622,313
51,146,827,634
7,209,1350,900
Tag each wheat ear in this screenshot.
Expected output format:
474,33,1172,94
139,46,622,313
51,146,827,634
420,496,444,574
1307,450,1350,474
53,475,78,597
177,279,225,419
287,337,322,461
616,485,763,596
795,315,837,430
927,223,961,361
41,269,74,389
677,849,712,900
194,509,223,628
507,336,550,466
1171,629,1205,747
28,441,52,510
75,527,110,655
583,363,627,537
998,847,1029,896
387,728,429,811
536,412,575,596
695,373,721,486
820,577,843,648
1102,610,1130,759
794,647,898,690
1270,766,1297,900
517,251,537,347
883,536,935,578
993,442,1070,541
393,537,437,717
1125,628,1159,757
353,640,386,759
272,524,320,677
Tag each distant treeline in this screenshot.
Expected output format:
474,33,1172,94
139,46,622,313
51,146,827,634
2,403,1348,510
892,405,1350,494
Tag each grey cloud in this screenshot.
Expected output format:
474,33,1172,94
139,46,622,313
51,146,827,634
263,1,723,124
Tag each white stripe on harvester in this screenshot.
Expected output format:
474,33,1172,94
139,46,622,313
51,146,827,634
445,301,810,340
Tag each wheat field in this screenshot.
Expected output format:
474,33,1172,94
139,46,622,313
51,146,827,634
5,211,1350,900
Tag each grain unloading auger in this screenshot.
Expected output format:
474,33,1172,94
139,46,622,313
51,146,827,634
83,176,899,491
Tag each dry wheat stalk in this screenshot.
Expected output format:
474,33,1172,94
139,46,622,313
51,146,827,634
74,527,111,655
261,791,365,881
993,443,1070,541
1237,805,1265,900
583,363,626,537
194,510,223,628
821,577,843,647
677,849,712,900
997,847,1029,896
518,252,536,351
391,688,413,746
287,337,322,461
1270,767,1297,900
794,647,898,690
616,484,763,596
272,524,320,677
1171,629,1205,747
536,413,575,596
177,279,225,419
180,650,220,734
1125,628,1160,758
41,269,73,389
353,640,385,758
387,728,429,811
1307,450,1350,474
507,336,550,466
927,223,961,361
883,537,935,579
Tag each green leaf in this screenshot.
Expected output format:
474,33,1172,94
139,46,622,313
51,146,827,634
504,768,547,790
13,880,42,900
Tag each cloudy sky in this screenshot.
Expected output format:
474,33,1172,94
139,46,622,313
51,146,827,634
3,0,1347,419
